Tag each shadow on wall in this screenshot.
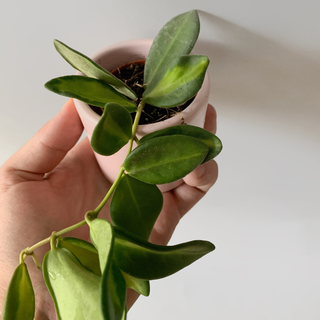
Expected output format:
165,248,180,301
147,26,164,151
195,12,320,140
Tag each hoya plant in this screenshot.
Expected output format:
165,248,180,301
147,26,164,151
2,10,222,320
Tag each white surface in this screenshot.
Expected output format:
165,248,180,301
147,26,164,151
1,1,319,319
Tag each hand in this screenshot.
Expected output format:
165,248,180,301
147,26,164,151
0,99,218,319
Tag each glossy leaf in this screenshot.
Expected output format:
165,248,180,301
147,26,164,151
144,10,200,85
124,135,208,184
57,237,101,276
121,271,150,297
140,125,223,163
113,227,215,280
2,263,35,320
110,174,163,240
91,103,132,156
45,75,137,112
43,247,105,320
54,39,137,100
143,55,209,108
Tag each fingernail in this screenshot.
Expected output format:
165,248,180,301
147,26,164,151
194,165,205,178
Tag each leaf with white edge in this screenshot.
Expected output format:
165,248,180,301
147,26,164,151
54,39,137,100
113,227,215,280
144,10,200,84
91,103,132,156
45,76,137,112
121,271,150,297
140,125,223,163
124,135,208,184
2,263,35,320
143,55,209,108
43,247,105,320
110,174,163,240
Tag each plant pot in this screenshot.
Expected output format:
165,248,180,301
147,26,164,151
73,39,210,192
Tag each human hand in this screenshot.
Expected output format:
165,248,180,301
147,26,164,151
0,100,218,319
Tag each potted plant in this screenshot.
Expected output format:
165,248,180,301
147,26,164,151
2,10,222,320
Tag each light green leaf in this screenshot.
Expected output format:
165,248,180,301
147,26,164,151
139,125,223,163
2,263,35,320
144,10,200,85
110,174,163,240
143,55,209,108
91,103,132,156
113,227,215,280
124,135,208,184
43,247,104,320
54,39,137,100
57,237,101,276
121,271,150,297
45,75,137,112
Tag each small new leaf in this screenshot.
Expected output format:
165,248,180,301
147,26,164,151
54,39,137,100
124,135,208,184
2,263,35,320
91,103,132,156
45,76,137,112
110,174,163,240
143,55,209,108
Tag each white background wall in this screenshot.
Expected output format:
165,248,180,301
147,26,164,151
1,1,319,319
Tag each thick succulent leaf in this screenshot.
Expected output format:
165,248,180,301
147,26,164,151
143,55,209,108
57,237,101,276
45,75,137,112
110,174,163,240
42,247,105,320
101,263,126,320
121,271,150,296
2,263,35,320
91,103,132,156
113,227,215,280
124,135,208,184
144,10,200,85
88,218,114,274
139,125,223,163
54,39,137,100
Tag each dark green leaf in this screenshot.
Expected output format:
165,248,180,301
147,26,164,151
124,135,208,184
57,237,101,276
43,247,105,320
121,271,150,296
113,227,215,280
143,55,209,108
110,174,163,240
140,125,223,163
2,263,35,320
54,39,137,100
144,10,200,84
45,75,137,112
91,103,132,156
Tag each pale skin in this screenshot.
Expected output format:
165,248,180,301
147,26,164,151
0,99,218,319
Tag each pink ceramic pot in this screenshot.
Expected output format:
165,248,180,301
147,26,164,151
73,39,210,192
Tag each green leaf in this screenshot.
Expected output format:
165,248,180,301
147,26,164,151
57,237,101,276
45,75,137,112
144,10,200,85
43,247,105,320
121,271,150,296
91,103,132,156
110,174,163,240
113,227,215,280
124,135,208,184
2,263,35,320
54,39,137,100
140,125,223,163
143,55,209,108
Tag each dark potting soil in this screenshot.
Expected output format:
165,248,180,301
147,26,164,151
90,60,194,125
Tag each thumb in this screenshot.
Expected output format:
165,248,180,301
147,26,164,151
3,99,83,178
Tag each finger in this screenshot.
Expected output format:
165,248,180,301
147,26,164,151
204,104,217,134
3,99,83,178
